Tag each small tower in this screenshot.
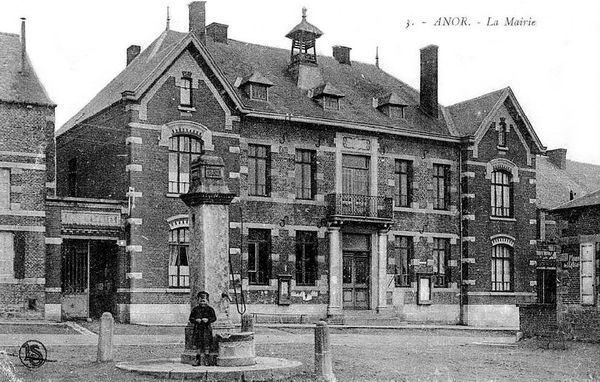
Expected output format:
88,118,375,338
285,7,323,66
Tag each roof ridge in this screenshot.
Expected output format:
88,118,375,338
448,87,508,108
567,158,600,167
0,31,19,37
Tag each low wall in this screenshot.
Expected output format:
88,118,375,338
559,305,600,342
519,304,557,338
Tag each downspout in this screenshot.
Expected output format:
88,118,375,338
458,143,465,325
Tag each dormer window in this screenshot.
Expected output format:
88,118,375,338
239,72,274,102
180,77,192,107
311,83,344,111
376,92,408,119
250,84,268,101
323,96,339,111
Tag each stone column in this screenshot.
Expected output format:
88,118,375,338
327,226,342,318
180,154,236,365
376,229,389,313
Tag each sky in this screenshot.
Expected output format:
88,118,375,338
2,0,599,164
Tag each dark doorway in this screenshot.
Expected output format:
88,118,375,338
89,241,118,318
342,252,370,310
537,269,556,304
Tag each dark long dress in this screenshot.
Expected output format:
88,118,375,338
189,305,217,353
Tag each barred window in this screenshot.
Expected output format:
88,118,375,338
248,229,271,285
394,236,413,287
433,164,450,210
248,144,270,196
395,160,412,207
491,170,512,217
180,77,192,106
295,149,316,200
169,228,189,288
168,136,202,194
433,238,450,287
295,231,317,286
491,245,512,291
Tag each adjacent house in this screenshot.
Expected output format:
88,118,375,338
53,3,549,326
0,20,56,319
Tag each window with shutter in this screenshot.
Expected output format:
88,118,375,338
581,243,595,305
0,169,10,208
0,232,15,279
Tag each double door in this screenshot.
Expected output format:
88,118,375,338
342,251,370,310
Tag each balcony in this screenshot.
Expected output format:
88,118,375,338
325,193,393,224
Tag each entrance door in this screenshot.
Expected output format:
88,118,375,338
343,253,370,309
537,269,556,304
89,241,118,318
61,240,89,319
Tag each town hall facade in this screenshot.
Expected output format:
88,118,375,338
52,2,546,326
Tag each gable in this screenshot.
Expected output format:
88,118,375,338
473,102,532,166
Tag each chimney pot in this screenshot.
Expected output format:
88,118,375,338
206,22,228,44
333,46,351,65
20,17,26,73
547,148,567,170
126,45,141,66
420,45,438,118
189,1,207,44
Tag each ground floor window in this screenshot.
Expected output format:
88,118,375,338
169,228,189,288
492,244,512,291
248,229,271,285
394,236,413,287
295,231,317,286
433,238,450,287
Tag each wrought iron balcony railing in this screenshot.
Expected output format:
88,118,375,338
325,193,393,221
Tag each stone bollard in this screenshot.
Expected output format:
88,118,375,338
241,313,254,333
97,312,114,362
314,320,336,382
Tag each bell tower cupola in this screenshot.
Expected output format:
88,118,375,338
286,7,323,66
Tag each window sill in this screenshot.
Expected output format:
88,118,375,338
490,216,516,222
496,145,509,151
178,105,196,112
247,284,277,291
166,193,182,198
166,288,190,293
294,284,318,290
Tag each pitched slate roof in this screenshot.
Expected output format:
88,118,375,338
446,88,506,137
59,30,453,137
58,30,187,135
0,32,53,106
552,188,600,211
536,156,600,210
203,37,451,136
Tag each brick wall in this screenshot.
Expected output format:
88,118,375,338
0,101,54,320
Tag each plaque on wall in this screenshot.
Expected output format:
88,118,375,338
343,136,371,151
205,166,222,179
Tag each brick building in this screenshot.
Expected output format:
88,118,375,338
0,20,56,319
54,3,547,326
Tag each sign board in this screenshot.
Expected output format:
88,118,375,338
61,211,121,227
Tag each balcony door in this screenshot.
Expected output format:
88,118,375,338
342,234,370,310
342,154,370,195
341,155,370,216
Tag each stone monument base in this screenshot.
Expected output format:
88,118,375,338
216,331,256,366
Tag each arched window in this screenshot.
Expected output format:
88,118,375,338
168,135,202,194
491,170,512,217
169,227,189,288
491,244,512,291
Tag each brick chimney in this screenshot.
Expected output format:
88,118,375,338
126,45,141,66
189,1,206,43
420,45,438,118
547,148,567,170
206,22,228,43
333,46,351,65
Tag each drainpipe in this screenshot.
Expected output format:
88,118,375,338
458,144,465,325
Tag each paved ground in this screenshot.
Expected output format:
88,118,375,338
1,323,599,381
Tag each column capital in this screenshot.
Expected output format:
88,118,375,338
327,225,341,232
